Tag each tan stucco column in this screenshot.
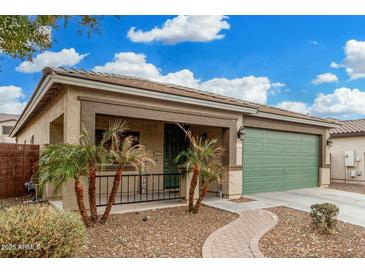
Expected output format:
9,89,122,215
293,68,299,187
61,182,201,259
319,129,331,188
224,116,243,199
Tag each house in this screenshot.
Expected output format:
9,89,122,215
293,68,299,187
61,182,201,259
330,119,365,184
0,113,20,143
10,67,337,210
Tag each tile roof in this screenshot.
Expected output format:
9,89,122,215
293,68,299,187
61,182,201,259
0,113,20,123
330,119,365,137
44,67,333,124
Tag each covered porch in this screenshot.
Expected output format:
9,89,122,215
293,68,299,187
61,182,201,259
92,114,231,206
60,95,244,210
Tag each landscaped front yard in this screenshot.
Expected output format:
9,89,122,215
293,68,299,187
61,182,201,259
259,207,365,258
84,205,237,258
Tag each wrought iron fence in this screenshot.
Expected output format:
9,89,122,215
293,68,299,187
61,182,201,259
96,172,183,206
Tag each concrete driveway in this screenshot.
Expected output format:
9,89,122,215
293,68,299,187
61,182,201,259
249,187,365,227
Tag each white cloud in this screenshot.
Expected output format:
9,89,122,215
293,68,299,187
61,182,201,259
311,72,338,85
199,76,271,104
0,86,27,114
127,15,230,44
310,87,365,116
309,40,319,46
275,101,309,115
157,69,200,88
93,51,279,104
276,87,365,118
16,48,87,73
330,61,341,69
269,82,286,95
332,39,365,79
93,52,160,79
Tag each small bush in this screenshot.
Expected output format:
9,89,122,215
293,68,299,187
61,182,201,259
0,204,87,258
310,203,339,233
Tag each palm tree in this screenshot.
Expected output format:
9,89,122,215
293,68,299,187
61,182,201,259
79,120,127,222
38,144,91,226
175,125,225,212
193,162,227,213
99,125,154,224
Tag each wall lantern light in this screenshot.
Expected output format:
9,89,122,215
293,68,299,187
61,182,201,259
327,137,333,147
238,126,245,140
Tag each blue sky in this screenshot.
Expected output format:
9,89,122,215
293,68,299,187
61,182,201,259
1,15,365,119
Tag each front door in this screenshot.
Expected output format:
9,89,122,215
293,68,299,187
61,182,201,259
164,123,187,188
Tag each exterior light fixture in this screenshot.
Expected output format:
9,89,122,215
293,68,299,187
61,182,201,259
238,126,245,140
327,137,333,146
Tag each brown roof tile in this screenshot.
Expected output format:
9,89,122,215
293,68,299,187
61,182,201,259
330,119,365,137
43,67,333,124
0,113,20,123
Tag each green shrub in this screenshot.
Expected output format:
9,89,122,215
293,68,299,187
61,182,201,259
0,204,87,258
310,203,339,233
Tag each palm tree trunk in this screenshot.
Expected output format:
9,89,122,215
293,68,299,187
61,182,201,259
74,176,91,227
193,182,209,213
88,162,98,222
188,164,200,212
100,166,123,224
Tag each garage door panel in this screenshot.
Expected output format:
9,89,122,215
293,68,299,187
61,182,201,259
244,143,264,152
244,156,265,164
264,156,286,164
243,167,264,178
265,144,285,152
264,167,284,176
302,156,318,165
243,128,319,194
286,145,301,153
284,156,302,164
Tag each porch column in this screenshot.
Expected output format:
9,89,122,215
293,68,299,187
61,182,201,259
222,126,237,166
224,118,243,199
80,100,96,143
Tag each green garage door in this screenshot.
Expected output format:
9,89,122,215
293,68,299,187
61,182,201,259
242,128,319,194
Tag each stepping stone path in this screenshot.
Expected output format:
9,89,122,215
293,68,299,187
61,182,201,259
202,209,278,258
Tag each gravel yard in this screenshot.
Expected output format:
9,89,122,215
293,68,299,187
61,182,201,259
0,195,32,209
259,207,365,258
83,205,237,258
329,183,365,195
229,196,256,203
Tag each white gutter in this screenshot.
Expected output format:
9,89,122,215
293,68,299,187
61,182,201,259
251,112,339,128
51,75,258,114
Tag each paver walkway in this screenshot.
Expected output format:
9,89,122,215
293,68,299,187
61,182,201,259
202,209,278,258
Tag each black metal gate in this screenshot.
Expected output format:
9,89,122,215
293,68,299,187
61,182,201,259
96,172,183,206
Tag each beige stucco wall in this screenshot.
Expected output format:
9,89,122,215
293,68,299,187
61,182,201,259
15,87,71,199
330,136,365,184
16,89,67,145
0,120,17,143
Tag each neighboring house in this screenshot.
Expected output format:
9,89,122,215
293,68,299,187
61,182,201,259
330,119,365,185
0,113,20,143
10,67,337,210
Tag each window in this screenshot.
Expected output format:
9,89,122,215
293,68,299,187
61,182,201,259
95,130,140,148
2,126,12,135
